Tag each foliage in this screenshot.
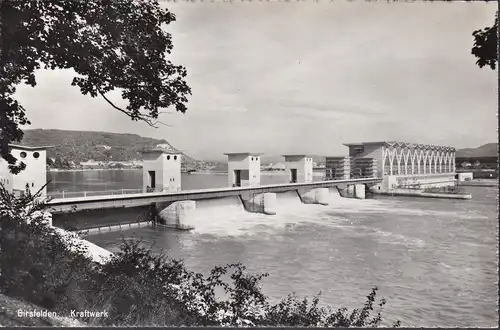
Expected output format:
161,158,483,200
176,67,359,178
0,0,191,174
0,183,400,327
471,11,498,70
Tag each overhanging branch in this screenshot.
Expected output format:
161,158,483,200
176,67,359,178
97,88,172,128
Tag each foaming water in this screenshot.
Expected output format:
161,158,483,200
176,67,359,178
185,196,248,236
87,181,498,328
275,191,305,210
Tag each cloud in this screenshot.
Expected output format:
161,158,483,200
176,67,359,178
15,1,498,161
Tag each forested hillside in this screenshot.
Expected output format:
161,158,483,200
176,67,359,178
20,129,196,167
455,143,498,158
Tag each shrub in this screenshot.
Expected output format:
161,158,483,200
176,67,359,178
0,183,400,327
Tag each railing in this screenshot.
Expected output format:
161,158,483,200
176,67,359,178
47,188,144,200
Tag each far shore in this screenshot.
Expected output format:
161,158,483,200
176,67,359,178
48,168,141,172
48,169,325,176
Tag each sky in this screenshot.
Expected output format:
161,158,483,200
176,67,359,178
16,1,498,161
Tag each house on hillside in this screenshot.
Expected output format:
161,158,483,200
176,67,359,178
95,145,112,150
80,159,105,169
156,144,177,152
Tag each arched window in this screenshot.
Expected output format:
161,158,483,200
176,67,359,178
20,151,27,158
383,150,391,176
419,151,425,174
174,155,177,160
167,155,171,160
33,152,40,159
428,156,433,174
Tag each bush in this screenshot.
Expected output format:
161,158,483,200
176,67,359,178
0,183,400,327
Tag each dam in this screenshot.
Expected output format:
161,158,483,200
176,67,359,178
47,178,380,231
45,151,380,231
1,142,461,232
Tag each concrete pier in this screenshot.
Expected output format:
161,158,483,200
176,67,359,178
347,184,355,195
157,200,196,230
297,188,329,205
354,184,366,199
241,192,277,215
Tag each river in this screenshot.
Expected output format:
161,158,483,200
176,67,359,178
48,170,498,327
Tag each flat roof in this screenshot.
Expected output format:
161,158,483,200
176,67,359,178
224,152,263,156
282,154,313,158
9,144,53,151
140,149,181,154
325,156,350,159
342,142,385,147
343,141,456,150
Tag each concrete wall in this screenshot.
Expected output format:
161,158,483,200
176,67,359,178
161,153,182,192
325,157,351,180
297,187,329,205
240,191,276,215
227,154,261,187
52,205,150,231
10,148,48,197
249,155,261,186
49,180,390,231
157,200,196,229
284,156,313,183
142,152,163,192
348,144,384,178
382,173,456,191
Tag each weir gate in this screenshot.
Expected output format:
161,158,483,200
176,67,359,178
46,178,381,231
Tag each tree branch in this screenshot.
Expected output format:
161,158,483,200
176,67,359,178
97,89,172,127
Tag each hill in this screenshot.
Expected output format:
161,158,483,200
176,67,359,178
455,143,498,158
20,129,197,167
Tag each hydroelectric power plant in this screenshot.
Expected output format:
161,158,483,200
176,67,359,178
0,141,466,232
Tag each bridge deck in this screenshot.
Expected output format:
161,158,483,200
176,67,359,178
46,178,381,213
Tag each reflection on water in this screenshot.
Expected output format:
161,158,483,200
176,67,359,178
53,171,498,327
47,170,322,193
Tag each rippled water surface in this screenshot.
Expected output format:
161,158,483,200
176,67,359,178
51,171,498,327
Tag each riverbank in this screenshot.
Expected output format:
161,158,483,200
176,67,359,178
458,179,498,187
377,189,472,200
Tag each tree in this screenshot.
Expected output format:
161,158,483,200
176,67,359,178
0,0,191,174
471,11,498,70
54,157,64,169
